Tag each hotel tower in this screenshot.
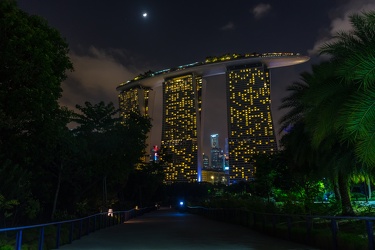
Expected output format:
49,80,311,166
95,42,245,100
116,53,309,184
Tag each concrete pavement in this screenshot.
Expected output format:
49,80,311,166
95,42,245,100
57,207,318,250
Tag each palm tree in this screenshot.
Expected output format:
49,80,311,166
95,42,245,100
278,79,309,134
286,12,375,215
279,61,357,215
319,11,375,167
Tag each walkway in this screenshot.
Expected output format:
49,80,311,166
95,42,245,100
58,207,318,250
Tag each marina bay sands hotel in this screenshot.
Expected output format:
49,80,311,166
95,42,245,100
116,53,309,184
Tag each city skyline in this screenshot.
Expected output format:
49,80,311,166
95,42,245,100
118,53,309,156
118,53,309,182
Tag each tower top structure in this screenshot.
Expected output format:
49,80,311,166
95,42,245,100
116,52,309,91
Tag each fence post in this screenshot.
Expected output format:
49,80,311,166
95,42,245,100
330,219,338,250
272,215,276,235
287,216,292,240
69,222,74,243
306,216,312,245
38,227,45,250
253,212,257,227
15,230,22,250
56,223,61,249
79,220,83,239
262,214,266,230
86,217,90,235
245,211,249,227
365,220,374,250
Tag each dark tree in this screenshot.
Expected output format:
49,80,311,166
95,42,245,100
72,102,152,213
0,0,73,224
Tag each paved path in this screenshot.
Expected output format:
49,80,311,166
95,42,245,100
58,207,318,250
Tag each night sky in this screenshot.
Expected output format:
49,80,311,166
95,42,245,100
17,0,375,153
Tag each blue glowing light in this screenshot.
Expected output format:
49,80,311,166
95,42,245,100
179,201,184,206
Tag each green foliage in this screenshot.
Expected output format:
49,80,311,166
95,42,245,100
0,245,13,250
0,194,19,216
0,0,73,135
71,102,152,213
253,153,278,201
73,101,120,133
0,0,75,224
319,11,375,166
24,198,40,220
277,11,375,216
52,209,76,221
75,199,90,217
353,201,375,216
0,160,31,226
123,161,165,207
202,195,279,213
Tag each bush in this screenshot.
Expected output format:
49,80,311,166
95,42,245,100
351,192,366,201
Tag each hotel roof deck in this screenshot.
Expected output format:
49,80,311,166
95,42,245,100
116,52,310,91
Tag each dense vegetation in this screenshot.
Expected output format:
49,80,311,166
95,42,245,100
0,0,160,229
275,10,375,216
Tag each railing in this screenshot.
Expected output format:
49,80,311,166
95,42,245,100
187,206,374,250
0,206,155,250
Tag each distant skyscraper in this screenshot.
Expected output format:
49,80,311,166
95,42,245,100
202,153,209,169
210,134,219,148
210,134,223,170
223,154,229,171
210,147,222,170
226,63,277,182
117,53,309,184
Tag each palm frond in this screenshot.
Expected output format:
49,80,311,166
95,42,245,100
338,88,375,141
355,128,375,166
278,80,310,133
339,48,375,89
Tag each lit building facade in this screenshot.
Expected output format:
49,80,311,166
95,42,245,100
161,74,202,183
202,153,210,169
210,134,223,170
201,169,228,184
118,86,150,119
226,63,277,182
210,134,219,148
210,147,222,170
116,53,309,184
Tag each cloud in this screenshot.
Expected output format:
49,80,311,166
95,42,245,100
252,3,271,19
220,21,235,31
308,0,375,56
59,46,142,111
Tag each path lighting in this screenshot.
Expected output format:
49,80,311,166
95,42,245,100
179,201,184,206
108,208,113,217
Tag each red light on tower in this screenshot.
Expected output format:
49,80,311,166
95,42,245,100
151,145,159,162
